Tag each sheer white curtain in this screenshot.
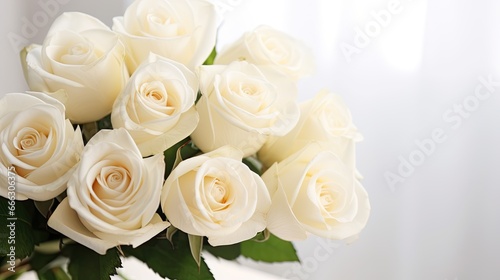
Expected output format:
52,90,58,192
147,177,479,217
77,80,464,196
2,1,500,279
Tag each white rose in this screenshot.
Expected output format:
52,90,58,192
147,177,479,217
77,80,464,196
190,61,300,157
262,143,370,241
161,146,271,246
214,25,315,80
0,93,83,201
22,12,128,124
48,128,169,255
259,90,362,169
113,0,219,72
111,54,199,157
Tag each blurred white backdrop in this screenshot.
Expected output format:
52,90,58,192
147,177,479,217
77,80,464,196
2,0,500,279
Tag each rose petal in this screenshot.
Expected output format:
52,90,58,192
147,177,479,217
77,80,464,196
85,129,142,157
92,214,170,248
46,12,111,37
136,107,198,156
266,181,308,241
112,0,218,71
48,198,117,255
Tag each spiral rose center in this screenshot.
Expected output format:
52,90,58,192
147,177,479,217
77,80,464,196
139,81,176,115
325,106,346,132
211,184,226,203
149,14,168,25
69,43,89,55
264,38,289,64
240,83,259,96
319,186,336,212
220,73,276,114
146,88,164,102
59,37,100,65
14,127,47,155
106,171,123,187
145,11,184,37
93,166,131,199
205,176,231,211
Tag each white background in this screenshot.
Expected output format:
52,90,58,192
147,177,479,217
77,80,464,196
2,0,500,279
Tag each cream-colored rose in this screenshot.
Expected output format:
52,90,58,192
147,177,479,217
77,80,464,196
214,25,315,80
190,61,300,157
0,93,83,201
22,12,128,124
262,143,370,241
161,146,271,246
113,0,219,72
111,54,199,157
48,128,169,255
259,90,362,169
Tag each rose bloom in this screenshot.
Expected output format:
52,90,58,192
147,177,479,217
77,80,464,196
161,146,271,246
111,54,199,157
214,25,315,80
48,128,169,255
259,90,362,169
261,143,370,241
22,12,128,124
190,61,300,157
0,93,83,201
113,0,219,72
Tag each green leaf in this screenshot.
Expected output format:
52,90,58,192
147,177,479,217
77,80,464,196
252,229,270,242
63,244,121,280
163,138,200,178
37,267,71,280
195,91,202,104
97,114,113,130
188,234,203,268
164,138,189,177
166,226,178,245
29,251,60,272
204,243,241,261
2,270,25,280
80,122,98,143
123,232,214,280
34,199,55,219
243,157,263,176
180,141,200,161
173,144,185,170
0,198,47,259
80,115,113,143
203,47,217,65
241,234,300,263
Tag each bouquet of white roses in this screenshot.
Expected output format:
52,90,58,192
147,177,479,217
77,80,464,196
0,0,370,279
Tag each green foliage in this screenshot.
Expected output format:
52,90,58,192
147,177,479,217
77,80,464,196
203,47,217,65
2,270,25,280
29,251,60,272
204,243,241,261
242,157,263,175
252,229,271,242
80,114,113,144
195,90,202,104
241,234,300,263
166,226,178,245
123,232,214,280
37,267,71,280
0,198,49,260
163,138,200,178
63,244,122,280
188,234,203,268
97,114,113,130
34,199,55,219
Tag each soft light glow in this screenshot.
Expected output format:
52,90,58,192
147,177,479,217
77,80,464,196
377,0,428,71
